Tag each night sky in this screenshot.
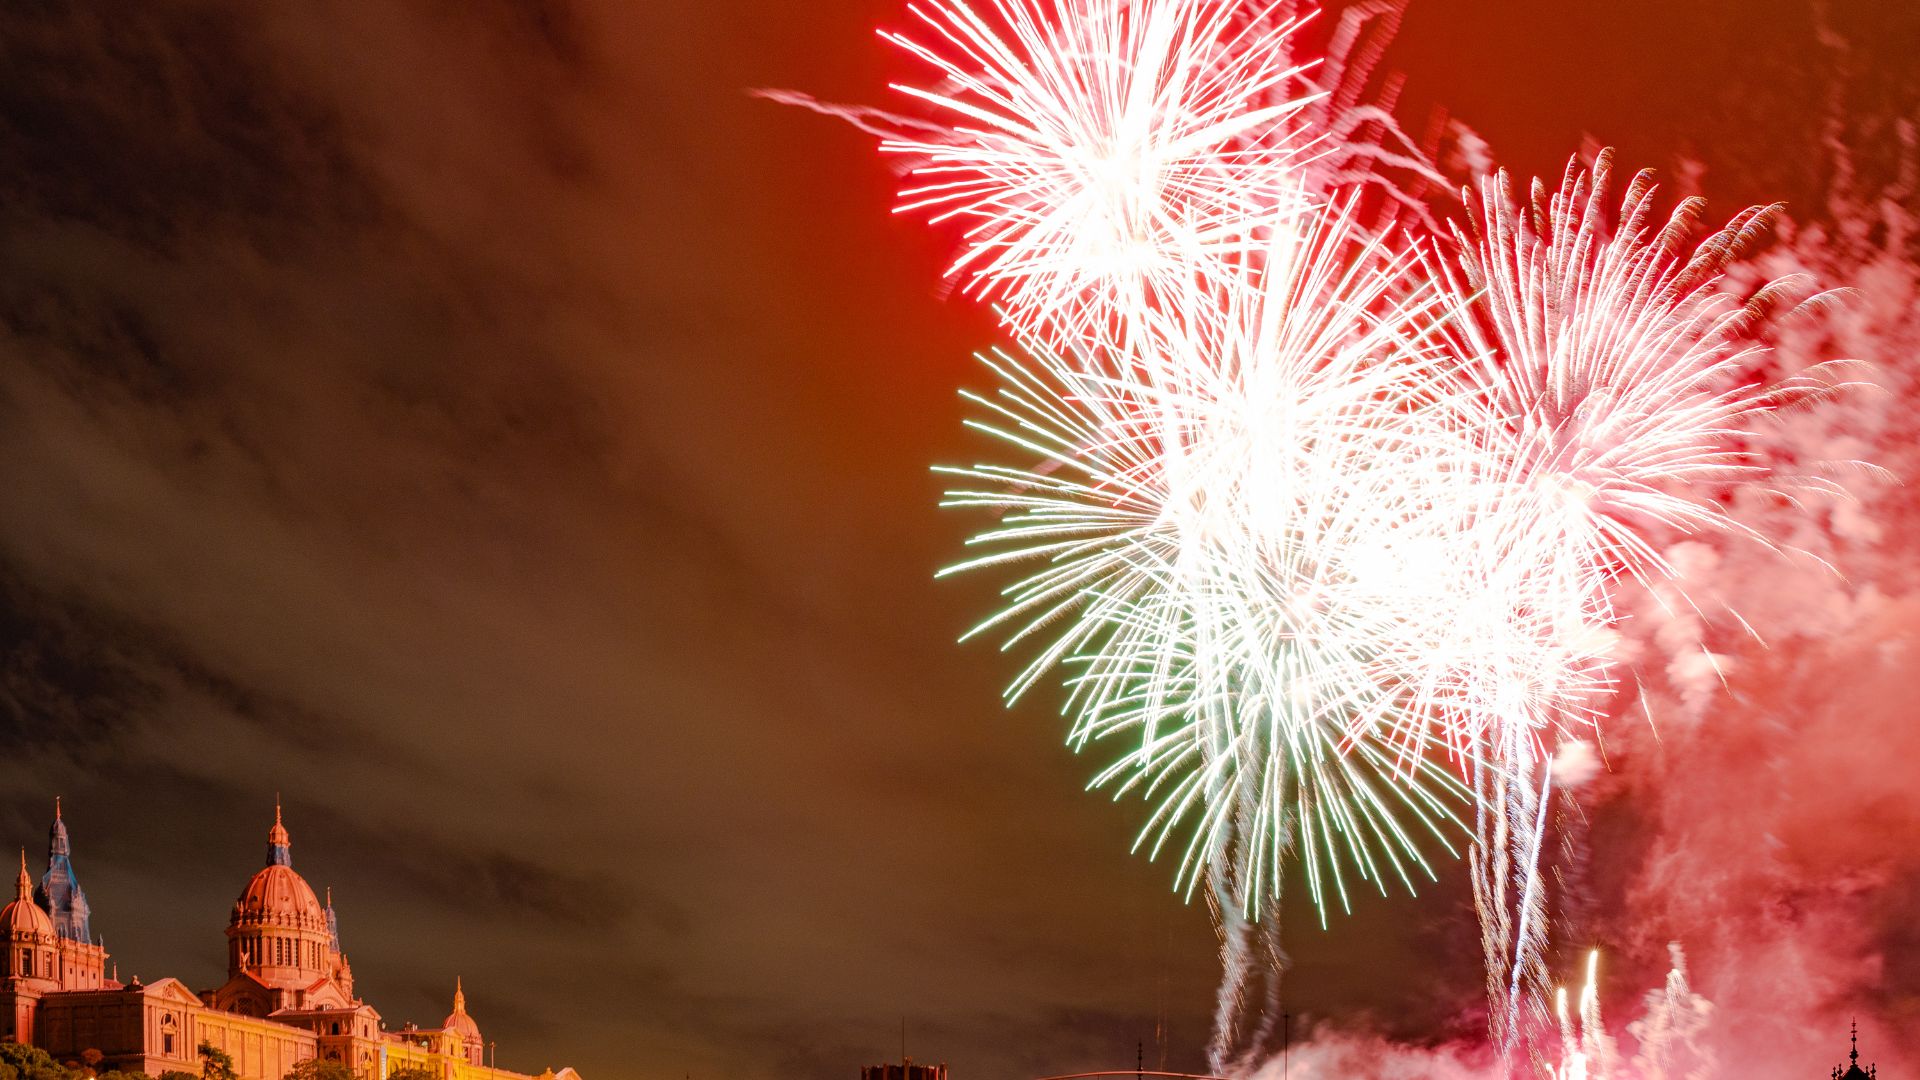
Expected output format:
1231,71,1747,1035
1,3,1916,1079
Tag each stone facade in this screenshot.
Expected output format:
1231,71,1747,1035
0,802,582,1080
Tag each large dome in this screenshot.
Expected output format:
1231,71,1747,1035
234,864,327,930
229,803,327,934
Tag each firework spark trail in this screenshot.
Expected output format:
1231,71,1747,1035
1204,835,1286,1074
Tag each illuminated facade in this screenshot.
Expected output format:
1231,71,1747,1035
0,802,583,1080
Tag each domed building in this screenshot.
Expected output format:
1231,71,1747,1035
0,800,583,1080
210,802,358,1018
4,851,61,994
385,977,492,1073
440,978,483,1066
1,823,111,1045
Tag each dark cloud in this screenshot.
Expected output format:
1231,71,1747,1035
0,4,383,251
0,558,159,750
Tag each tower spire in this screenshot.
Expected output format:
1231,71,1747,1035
1851,1018,1859,1064
454,976,466,1013
39,796,91,941
325,887,341,950
48,796,71,856
15,849,29,900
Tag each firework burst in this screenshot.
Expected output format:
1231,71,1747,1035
781,1,1856,1073
880,0,1330,354
939,199,1486,922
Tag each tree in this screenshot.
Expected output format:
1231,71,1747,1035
196,1043,234,1080
156,1072,198,1080
97,1072,154,1080
0,1040,77,1080
384,1068,436,1080
282,1062,351,1080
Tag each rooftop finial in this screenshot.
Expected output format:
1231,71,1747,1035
15,849,29,899
266,798,292,866
1851,1018,1859,1063
54,796,61,821
454,976,466,1012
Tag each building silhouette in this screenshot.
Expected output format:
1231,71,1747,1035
1832,1020,1878,1080
0,800,584,1080
862,1063,948,1080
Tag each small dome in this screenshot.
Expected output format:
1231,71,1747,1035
443,977,482,1040
2,851,55,940
444,1011,482,1040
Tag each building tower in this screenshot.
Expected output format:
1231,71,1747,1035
26,802,109,992
443,977,484,1065
36,798,91,943
214,801,346,1015
1831,1020,1877,1080
322,886,354,998
0,850,60,1043
2,851,59,992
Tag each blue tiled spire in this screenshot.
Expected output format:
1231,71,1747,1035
36,797,92,942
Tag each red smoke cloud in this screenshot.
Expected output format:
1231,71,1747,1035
1269,139,1920,1080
